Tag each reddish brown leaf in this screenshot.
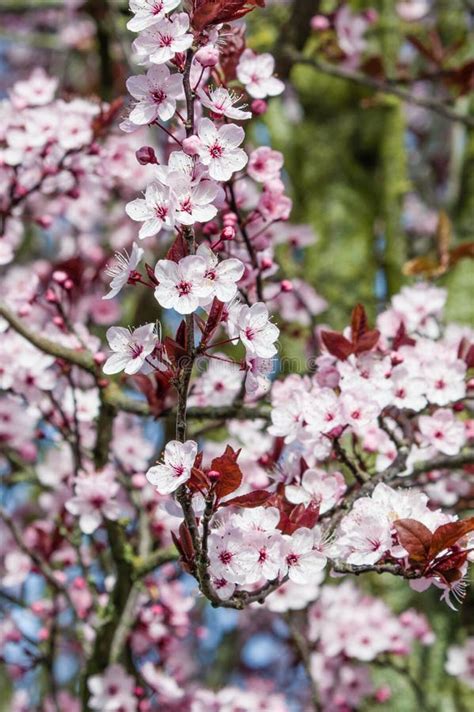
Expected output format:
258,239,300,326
166,233,187,262
394,519,433,564
188,466,211,492
351,304,368,342
321,330,354,360
393,322,416,350
219,490,272,509
191,0,264,31
428,518,474,560
212,447,243,499
353,329,380,354
179,522,195,560
200,298,225,348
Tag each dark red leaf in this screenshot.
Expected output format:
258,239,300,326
428,518,474,560
188,466,211,492
321,330,354,360
393,322,416,350
353,329,380,354
175,320,187,350
394,519,433,564
145,262,158,285
163,335,188,368
166,233,187,262
351,304,368,342
191,0,264,31
179,522,195,560
200,298,225,348
219,490,272,508
212,447,243,499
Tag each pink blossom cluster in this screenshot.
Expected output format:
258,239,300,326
308,581,434,710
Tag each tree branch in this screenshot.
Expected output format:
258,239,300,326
284,50,474,129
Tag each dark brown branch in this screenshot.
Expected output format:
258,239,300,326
284,50,474,129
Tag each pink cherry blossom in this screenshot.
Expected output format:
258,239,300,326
146,439,197,494
154,255,214,314
126,65,184,124
282,528,327,584
133,13,193,65
65,468,120,534
247,147,284,182
418,409,466,455
103,242,143,300
126,182,175,238
196,244,244,303
127,0,181,33
237,49,285,99
196,118,248,181
103,324,157,375
198,87,252,121
233,302,279,358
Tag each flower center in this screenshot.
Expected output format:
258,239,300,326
177,281,192,296
209,142,223,159
151,89,166,104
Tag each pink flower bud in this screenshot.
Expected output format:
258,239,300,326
67,187,80,200
208,470,221,481
134,686,145,697
93,351,107,366
195,45,220,67
223,212,238,226
20,443,37,462
64,278,74,290
260,257,273,270
251,99,268,116
35,215,53,228
139,702,152,712
280,279,293,292
453,402,464,412
45,288,58,303
136,146,158,165
221,226,235,241
52,270,68,284
52,316,65,329
375,686,391,703
310,15,330,31
38,627,50,642
182,135,202,156
364,9,379,23
132,473,147,489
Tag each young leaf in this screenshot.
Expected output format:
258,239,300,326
321,330,354,360
393,519,432,564
211,447,243,499
428,518,474,560
219,490,272,509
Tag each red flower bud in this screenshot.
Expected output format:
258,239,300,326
136,145,158,165
251,99,268,115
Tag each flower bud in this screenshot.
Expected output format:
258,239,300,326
52,316,65,329
195,45,220,67
364,9,379,23
280,279,293,292
182,135,202,156
310,15,330,31
136,145,158,165
260,257,273,270
64,278,74,290
52,270,68,284
251,99,268,115
221,226,235,241
132,473,147,489
45,288,58,303
35,215,53,229
93,351,107,366
223,211,238,226
208,469,220,481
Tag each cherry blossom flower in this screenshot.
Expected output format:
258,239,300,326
198,87,252,121
146,439,197,494
168,174,219,226
103,324,157,375
125,182,175,238
154,255,214,314
127,0,181,33
282,528,327,584
247,147,284,182
237,532,282,584
418,409,466,456
10,68,58,108
88,664,137,711
236,49,285,99
133,13,193,65
65,468,120,534
196,244,244,303
232,302,279,358
103,242,143,300
245,355,274,394
335,6,369,57
196,118,248,182
445,638,474,688
126,65,184,124
285,468,346,514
